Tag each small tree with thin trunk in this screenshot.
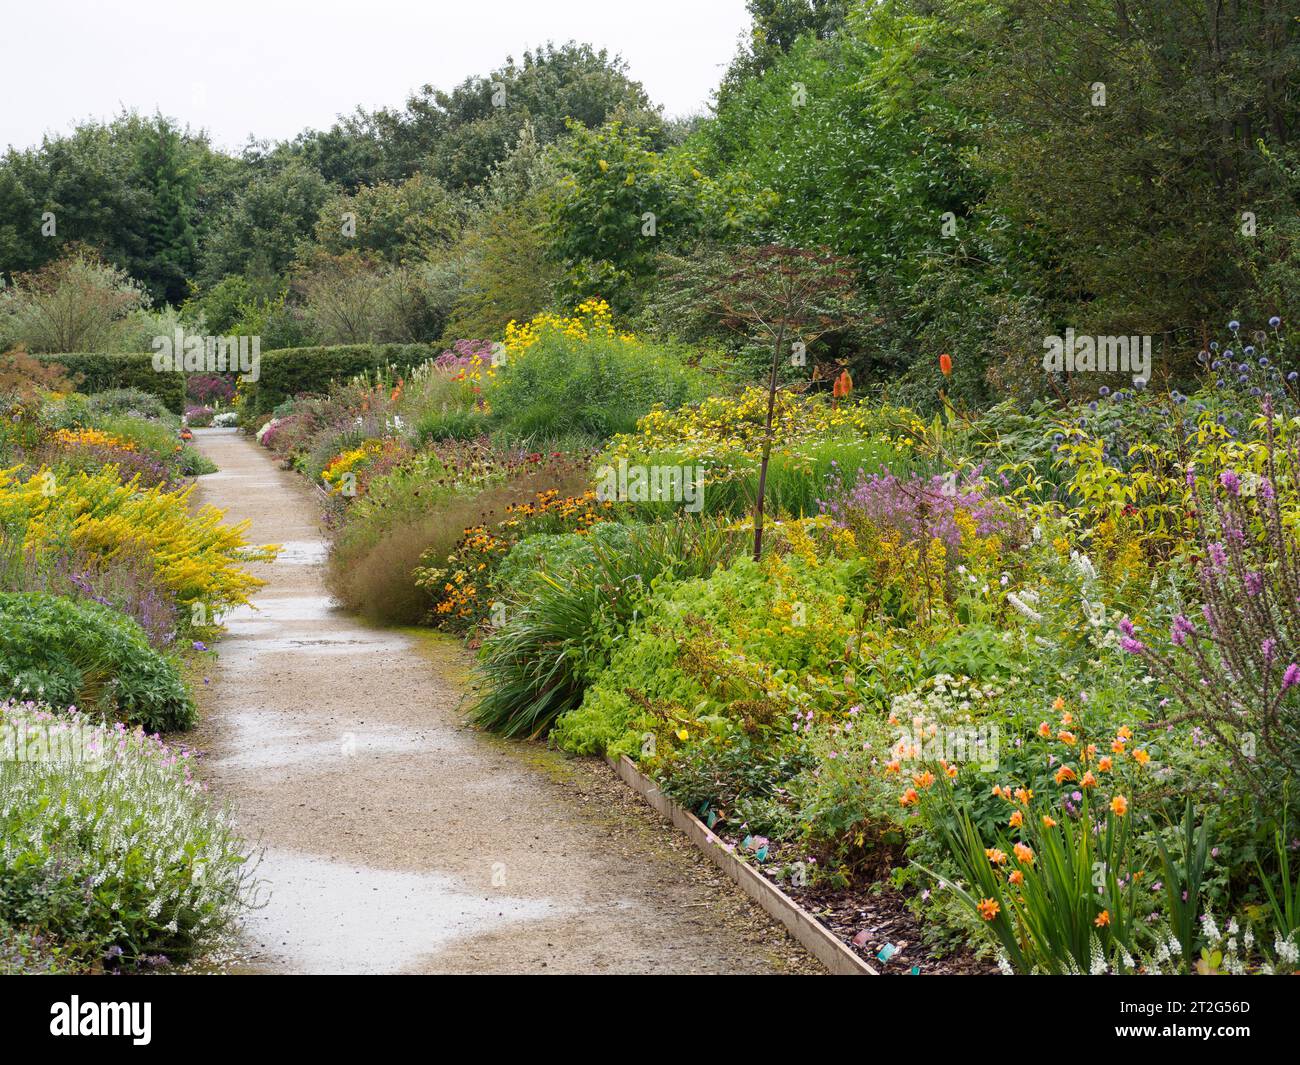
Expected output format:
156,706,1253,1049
673,244,860,559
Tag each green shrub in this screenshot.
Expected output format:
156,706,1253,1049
0,593,194,732
238,343,435,417
0,701,255,968
471,519,744,738
488,332,705,443
415,408,488,444
34,353,185,413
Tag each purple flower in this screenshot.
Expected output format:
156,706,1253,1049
1208,542,1228,571
1118,617,1135,637
1220,470,1241,496
1120,636,1146,654
1245,571,1263,596
1283,664,1300,693
1171,614,1196,647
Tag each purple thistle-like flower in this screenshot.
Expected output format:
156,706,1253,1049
1171,614,1196,647
1220,470,1241,496
1120,636,1146,654
1245,571,1263,596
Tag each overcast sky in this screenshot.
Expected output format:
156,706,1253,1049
5,0,751,153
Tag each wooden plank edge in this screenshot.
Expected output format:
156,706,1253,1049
607,754,877,976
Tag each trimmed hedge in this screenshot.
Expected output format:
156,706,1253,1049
238,344,436,417
36,353,185,414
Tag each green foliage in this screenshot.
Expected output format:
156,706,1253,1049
0,702,255,968
471,519,744,737
489,332,704,442
34,352,185,413
0,593,194,732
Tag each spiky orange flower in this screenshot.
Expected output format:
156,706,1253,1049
913,770,936,789
1110,795,1129,817
1095,910,1111,928
1055,766,1077,785
1013,843,1035,865
939,352,953,376
1098,757,1113,772
985,848,1008,865
1132,749,1150,765
1042,815,1057,828
977,897,1000,921
1014,787,1033,805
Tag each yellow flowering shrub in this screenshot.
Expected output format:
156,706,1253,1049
50,428,138,452
502,298,637,360
0,465,277,612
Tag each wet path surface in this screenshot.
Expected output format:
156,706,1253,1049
190,429,818,974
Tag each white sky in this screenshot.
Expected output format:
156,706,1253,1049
5,0,751,153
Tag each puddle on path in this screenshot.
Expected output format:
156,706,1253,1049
212,710,467,772
274,540,330,565
243,849,564,974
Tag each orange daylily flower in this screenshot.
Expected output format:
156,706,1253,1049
977,897,1000,921
1081,771,1098,789
1009,810,1024,828
1038,722,1052,737
985,848,1008,865
1132,749,1150,765
1058,730,1077,745
1095,910,1111,928
1008,870,1024,885
1055,766,1077,785
1098,756,1113,772
1013,843,1035,865
1110,795,1129,817
1042,815,1057,828
899,788,919,807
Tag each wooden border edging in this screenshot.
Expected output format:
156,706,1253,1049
607,754,876,976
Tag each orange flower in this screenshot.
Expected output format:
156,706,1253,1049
1095,910,1111,928
1008,870,1024,885
1041,815,1057,828
1111,739,1127,754
976,897,1000,921
1014,787,1033,805
939,352,953,376
985,848,1008,865
1058,730,1077,745
1081,771,1098,789
945,763,958,779
1009,810,1024,828
913,770,936,789
1117,726,1133,740
1013,843,1035,865
1038,722,1052,737
832,368,853,399
1055,766,1077,785
1110,795,1129,817
1132,748,1150,765
899,788,920,807
885,760,901,774
1052,696,1066,712
992,784,1006,799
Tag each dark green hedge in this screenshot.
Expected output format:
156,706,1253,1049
36,352,186,414
238,344,436,417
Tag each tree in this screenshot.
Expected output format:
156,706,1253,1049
0,246,148,353
676,245,860,559
132,117,198,304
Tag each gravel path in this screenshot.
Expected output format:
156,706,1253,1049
190,428,821,975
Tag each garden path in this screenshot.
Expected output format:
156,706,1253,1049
190,428,819,974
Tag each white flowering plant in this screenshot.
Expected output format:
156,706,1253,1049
0,700,258,969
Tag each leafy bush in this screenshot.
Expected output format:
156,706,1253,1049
472,518,745,737
0,701,256,967
32,353,185,413
488,301,705,442
0,593,194,731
